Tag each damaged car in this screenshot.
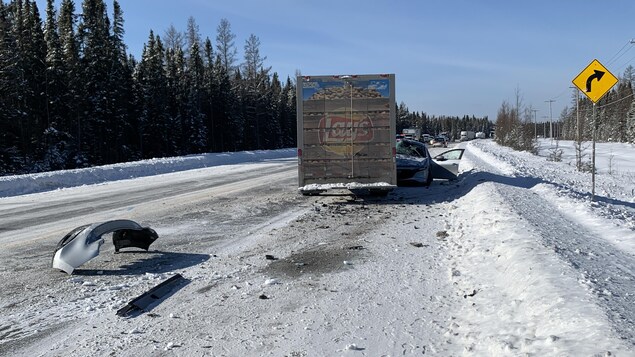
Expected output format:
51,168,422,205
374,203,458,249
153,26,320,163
396,138,465,186
52,219,159,274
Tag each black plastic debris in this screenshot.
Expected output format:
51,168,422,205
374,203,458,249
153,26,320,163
116,274,187,317
113,227,158,253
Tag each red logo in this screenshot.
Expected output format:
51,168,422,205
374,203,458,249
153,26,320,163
318,114,374,144
318,114,374,156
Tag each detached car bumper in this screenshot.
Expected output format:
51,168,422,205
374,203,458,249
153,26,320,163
52,220,158,274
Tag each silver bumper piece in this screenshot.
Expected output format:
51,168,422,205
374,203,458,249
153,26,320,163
52,220,158,274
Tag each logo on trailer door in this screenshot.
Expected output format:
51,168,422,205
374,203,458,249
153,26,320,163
318,113,374,157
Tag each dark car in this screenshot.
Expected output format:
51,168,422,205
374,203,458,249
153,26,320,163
396,139,465,186
430,136,448,148
396,139,434,186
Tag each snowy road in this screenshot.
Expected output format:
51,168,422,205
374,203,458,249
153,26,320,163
0,142,633,356
0,161,295,246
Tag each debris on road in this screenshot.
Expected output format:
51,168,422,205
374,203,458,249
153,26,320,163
116,274,187,317
51,219,159,274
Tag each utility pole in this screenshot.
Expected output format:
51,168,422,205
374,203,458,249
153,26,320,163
574,87,581,169
531,109,538,139
592,103,596,200
545,99,555,140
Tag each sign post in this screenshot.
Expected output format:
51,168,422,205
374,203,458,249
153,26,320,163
572,59,618,201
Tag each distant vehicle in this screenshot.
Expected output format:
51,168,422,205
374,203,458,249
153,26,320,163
430,136,448,148
297,74,397,195
460,131,475,141
396,138,464,186
475,132,486,139
421,134,434,143
402,128,421,141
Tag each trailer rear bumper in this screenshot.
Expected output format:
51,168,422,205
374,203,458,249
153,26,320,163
299,182,395,196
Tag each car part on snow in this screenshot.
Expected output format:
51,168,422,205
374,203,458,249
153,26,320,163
112,227,158,253
51,220,159,275
116,274,187,317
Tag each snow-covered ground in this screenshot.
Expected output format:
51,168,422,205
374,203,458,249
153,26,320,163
0,139,633,356
0,149,296,198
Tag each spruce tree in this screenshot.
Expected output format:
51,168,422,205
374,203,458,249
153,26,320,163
108,0,134,162
185,39,207,152
58,0,83,164
164,46,185,154
77,0,112,164
214,54,235,151
202,37,218,152
13,0,47,169
280,76,297,147
135,31,169,158
0,1,22,173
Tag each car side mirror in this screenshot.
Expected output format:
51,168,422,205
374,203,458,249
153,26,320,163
434,155,446,161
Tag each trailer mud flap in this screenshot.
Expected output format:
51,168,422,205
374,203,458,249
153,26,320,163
116,274,188,317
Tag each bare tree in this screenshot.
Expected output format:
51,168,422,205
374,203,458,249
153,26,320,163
495,87,537,153
186,16,201,58
242,34,269,82
163,24,185,52
216,18,237,74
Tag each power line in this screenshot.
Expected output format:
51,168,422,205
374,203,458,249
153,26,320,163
598,91,635,109
615,52,635,72
607,40,634,66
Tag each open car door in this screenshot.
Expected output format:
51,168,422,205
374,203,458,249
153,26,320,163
431,149,465,180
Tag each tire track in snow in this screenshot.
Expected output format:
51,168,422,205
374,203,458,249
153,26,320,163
495,183,635,346
464,142,635,346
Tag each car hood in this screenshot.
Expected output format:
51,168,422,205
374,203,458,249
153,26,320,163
396,154,429,168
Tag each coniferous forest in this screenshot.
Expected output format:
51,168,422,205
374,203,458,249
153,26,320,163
0,0,297,175
0,0,494,176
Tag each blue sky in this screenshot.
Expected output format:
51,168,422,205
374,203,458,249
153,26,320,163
36,0,635,122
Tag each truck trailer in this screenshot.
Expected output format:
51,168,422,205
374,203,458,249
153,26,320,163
296,74,397,195
460,131,475,141
402,128,421,141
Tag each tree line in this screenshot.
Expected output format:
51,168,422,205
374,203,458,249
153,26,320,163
495,66,635,156
396,102,492,140
0,0,297,176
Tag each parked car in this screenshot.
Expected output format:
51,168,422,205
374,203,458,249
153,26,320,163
429,136,448,148
396,139,464,186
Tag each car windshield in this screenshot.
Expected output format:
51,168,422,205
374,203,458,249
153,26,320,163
396,140,427,158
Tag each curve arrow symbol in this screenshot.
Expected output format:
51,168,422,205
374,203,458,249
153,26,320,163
586,70,605,92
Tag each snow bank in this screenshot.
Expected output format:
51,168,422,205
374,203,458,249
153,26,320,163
445,182,628,355
0,149,296,198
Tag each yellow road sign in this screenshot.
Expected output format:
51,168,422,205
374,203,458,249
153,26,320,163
572,59,618,103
